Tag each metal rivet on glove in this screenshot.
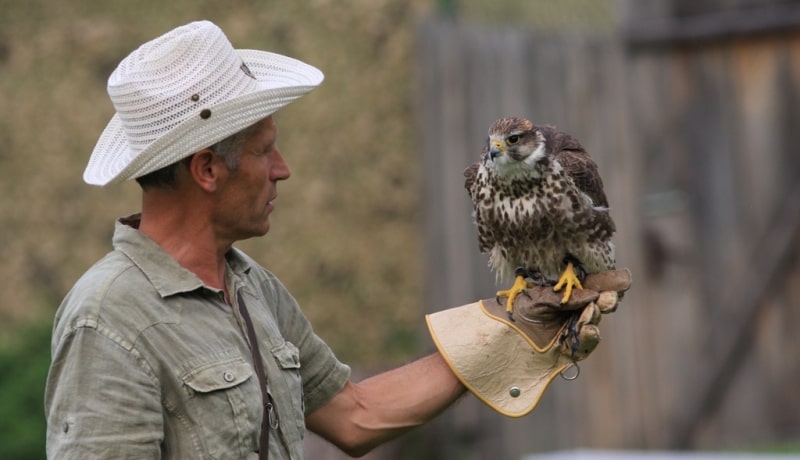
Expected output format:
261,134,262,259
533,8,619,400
509,386,521,398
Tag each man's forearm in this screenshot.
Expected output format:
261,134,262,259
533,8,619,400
306,352,465,456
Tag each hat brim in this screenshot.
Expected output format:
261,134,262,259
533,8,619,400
84,49,323,186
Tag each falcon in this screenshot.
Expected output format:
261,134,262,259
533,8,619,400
464,117,615,332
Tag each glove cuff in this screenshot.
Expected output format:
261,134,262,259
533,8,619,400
426,301,575,417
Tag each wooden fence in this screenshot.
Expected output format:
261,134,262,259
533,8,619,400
413,11,800,459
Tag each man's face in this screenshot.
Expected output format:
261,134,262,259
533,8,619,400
213,116,290,241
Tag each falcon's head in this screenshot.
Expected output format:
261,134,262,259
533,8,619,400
485,117,547,178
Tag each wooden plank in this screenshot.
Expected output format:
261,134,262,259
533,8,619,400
415,16,800,459
625,3,800,48
671,178,800,448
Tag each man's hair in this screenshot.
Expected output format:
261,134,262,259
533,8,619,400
135,121,263,189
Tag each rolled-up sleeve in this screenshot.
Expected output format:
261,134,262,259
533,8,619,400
45,323,163,460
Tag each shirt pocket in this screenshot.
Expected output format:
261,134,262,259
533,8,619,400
181,355,257,460
269,340,305,440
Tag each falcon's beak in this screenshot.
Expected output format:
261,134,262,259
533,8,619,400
489,141,505,159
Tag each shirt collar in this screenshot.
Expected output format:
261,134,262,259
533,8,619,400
112,214,253,298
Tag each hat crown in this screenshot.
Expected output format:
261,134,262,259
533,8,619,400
84,20,323,186
108,21,258,154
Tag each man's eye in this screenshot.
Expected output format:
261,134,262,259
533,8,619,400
507,135,520,145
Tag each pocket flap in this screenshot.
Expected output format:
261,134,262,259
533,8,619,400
271,341,300,370
182,357,253,393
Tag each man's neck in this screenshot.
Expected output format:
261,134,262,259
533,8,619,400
139,195,230,291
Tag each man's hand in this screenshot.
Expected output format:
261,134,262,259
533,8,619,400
426,268,631,417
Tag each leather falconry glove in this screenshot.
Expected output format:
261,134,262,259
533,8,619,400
426,268,631,417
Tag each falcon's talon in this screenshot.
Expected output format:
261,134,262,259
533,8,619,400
553,261,584,304
496,274,534,318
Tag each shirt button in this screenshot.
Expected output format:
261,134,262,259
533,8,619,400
223,371,235,382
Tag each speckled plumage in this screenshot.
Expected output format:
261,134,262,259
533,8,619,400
465,117,615,284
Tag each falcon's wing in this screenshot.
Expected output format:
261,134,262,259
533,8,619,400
464,152,496,254
464,161,480,199
542,125,609,208
463,146,486,200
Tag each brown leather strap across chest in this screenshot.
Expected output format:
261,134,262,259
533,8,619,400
236,291,277,460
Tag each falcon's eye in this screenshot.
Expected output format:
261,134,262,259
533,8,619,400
506,134,521,145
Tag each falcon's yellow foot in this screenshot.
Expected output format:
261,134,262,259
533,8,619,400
553,261,584,304
496,275,533,320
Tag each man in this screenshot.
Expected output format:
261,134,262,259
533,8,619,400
45,21,629,459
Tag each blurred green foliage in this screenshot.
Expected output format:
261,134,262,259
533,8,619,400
0,323,51,460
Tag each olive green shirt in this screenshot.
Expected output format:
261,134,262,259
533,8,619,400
45,216,351,459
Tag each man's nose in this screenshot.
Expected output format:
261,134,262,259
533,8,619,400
271,149,291,180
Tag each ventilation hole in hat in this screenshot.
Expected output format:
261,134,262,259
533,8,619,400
200,109,211,119
190,94,200,102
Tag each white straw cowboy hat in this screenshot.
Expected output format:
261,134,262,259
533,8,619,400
84,20,324,186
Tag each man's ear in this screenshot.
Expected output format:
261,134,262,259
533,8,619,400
186,149,224,192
